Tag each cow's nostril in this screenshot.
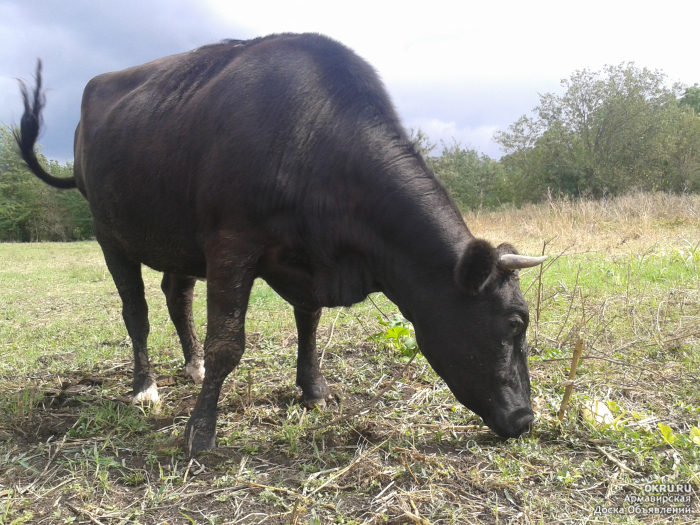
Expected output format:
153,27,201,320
517,415,534,437
510,410,535,438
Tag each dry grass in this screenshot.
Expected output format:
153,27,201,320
467,191,700,254
1,192,699,524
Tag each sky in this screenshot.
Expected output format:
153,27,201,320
1,0,699,163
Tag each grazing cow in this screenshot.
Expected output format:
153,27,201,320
16,33,545,456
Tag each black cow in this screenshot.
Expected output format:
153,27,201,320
16,33,545,456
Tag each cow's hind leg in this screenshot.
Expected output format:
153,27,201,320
99,243,157,404
161,273,205,384
185,252,256,456
295,308,331,409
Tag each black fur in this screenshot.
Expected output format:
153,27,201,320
14,60,77,189
455,238,498,294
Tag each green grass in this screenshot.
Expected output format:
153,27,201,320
0,219,699,523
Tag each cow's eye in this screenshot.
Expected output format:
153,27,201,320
508,317,524,334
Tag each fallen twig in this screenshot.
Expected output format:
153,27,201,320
410,423,487,432
594,444,640,477
403,453,419,484
241,480,307,499
403,511,433,525
658,330,700,347
177,485,247,499
65,502,106,525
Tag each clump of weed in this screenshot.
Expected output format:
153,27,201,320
372,313,421,362
0,387,44,424
69,400,150,438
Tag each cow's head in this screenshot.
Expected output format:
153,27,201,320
412,239,545,438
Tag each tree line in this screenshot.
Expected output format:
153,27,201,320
428,63,700,208
1,62,699,241
0,126,92,242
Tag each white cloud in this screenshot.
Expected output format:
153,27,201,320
411,118,502,158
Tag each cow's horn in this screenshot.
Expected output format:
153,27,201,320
498,254,548,271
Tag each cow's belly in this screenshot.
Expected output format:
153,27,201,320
93,214,208,278
137,244,208,278
258,248,380,311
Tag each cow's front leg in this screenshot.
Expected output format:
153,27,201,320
184,254,255,456
161,273,205,384
295,308,331,409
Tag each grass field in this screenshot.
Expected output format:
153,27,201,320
1,193,699,524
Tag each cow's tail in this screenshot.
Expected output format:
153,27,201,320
14,60,77,190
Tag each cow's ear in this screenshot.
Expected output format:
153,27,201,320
455,238,497,294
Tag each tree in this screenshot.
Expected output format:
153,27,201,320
428,141,505,210
0,125,43,240
0,124,93,241
680,84,700,114
494,63,700,200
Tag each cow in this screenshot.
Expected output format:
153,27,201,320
15,33,546,456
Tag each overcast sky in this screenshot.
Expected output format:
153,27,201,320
2,0,699,162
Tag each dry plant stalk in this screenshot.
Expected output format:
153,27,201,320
557,337,584,421
533,240,547,346
404,511,434,525
247,369,253,406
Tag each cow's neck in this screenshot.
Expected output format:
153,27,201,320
353,159,472,321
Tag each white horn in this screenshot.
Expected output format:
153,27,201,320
498,254,548,271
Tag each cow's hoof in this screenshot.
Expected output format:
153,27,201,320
302,397,327,410
185,361,206,385
185,423,216,457
298,379,331,410
132,382,160,405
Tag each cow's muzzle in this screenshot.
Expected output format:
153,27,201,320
486,407,534,438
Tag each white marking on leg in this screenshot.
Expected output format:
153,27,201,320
186,361,206,384
132,383,160,404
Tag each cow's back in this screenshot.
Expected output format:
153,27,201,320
73,34,407,276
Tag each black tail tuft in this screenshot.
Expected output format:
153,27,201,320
15,60,45,160
14,59,77,190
